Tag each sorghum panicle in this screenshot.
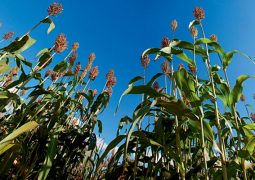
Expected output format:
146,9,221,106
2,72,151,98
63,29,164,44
171,19,178,32
88,52,96,63
240,94,245,101
193,7,205,21
93,89,97,96
210,34,218,42
182,93,191,108
106,87,113,96
20,89,27,96
51,71,59,82
3,32,14,40
69,52,78,65
141,54,150,68
190,26,198,39
54,33,68,53
153,81,160,91
74,62,81,76
106,76,117,88
48,2,63,16
251,113,255,122
106,69,114,81
72,42,79,51
161,60,170,74
44,69,52,78
89,66,99,81
161,36,171,48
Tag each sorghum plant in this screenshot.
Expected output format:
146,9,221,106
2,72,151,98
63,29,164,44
0,2,115,179
97,7,255,180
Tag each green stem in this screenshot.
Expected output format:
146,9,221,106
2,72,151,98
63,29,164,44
199,22,228,180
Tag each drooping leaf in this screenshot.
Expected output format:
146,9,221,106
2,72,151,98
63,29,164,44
41,17,55,34
2,35,36,54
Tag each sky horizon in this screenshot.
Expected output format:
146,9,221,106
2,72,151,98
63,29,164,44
1,0,255,144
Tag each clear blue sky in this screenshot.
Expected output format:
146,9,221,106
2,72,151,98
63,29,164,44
1,0,255,143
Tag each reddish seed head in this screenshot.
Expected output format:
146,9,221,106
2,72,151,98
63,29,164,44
106,76,117,88
153,81,160,91
20,89,27,96
48,2,63,16
88,52,96,63
51,71,59,82
193,7,205,20
44,69,52,78
93,89,97,96
74,62,81,76
161,36,171,48
141,54,150,68
54,33,68,53
69,52,78,65
89,66,99,81
171,19,178,32
251,113,255,122
71,42,79,51
3,32,14,40
161,60,170,74
240,94,245,102
190,26,198,39
182,93,191,108
106,87,113,96
106,69,114,81
210,34,218,42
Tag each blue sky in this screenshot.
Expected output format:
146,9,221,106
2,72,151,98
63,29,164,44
1,0,255,143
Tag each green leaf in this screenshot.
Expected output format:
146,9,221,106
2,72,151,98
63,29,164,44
229,75,253,113
38,135,58,180
41,17,55,34
243,136,255,154
189,119,214,142
53,61,68,72
2,35,36,54
0,121,38,155
36,48,50,57
188,20,200,29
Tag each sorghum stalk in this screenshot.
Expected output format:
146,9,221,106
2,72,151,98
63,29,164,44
199,22,228,180
192,36,209,179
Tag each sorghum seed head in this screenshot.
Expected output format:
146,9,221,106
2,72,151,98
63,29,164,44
188,64,196,74
72,42,79,51
48,2,63,16
171,19,178,32
44,69,52,78
153,81,160,91
190,26,198,38
141,54,150,68
93,89,97,96
20,89,27,96
51,71,59,82
240,94,245,101
74,62,81,76
161,36,171,48
106,69,114,81
69,52,78,65
106,76,117,88
161,61,169,74
3,32,14,40
210,34,218,42
54,33,68,53
178,64,184,70
80,68,88,80
193,7,205,20
89,66,99,81
88,52,96,63
251,113,255,122
106,87,113,96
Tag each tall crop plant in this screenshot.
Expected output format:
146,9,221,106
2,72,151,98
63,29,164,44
0,3,116,179
97,7,255,180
